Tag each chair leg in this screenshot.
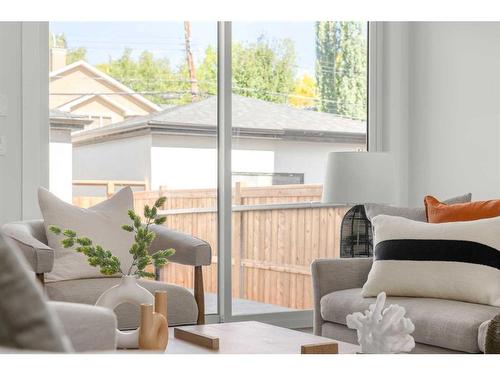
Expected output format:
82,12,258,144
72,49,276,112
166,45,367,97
36,273,45,285
194,266,205,325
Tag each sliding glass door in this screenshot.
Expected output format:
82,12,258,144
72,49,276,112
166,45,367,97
48,21,369,325
48,22,219,314
228,22,368,319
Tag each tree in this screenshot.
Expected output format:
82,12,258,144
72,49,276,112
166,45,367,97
196,45,217,97
232,35,296,103
315,22,367,120
195,37,297,104
334,22,367,120
67,47,88,64
315,22,339,114
97,49,178,105
49,32,88,64
289,74,316,108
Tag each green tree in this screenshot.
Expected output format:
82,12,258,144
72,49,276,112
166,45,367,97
195,37,297,104
97,48,178,105
335,22,367,120
197,45,217,96
315,22,339,114
49,32,88,64
232,35,296,103
315,22,367,120
66,47,87,64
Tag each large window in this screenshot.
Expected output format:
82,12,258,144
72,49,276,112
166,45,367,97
230,22,368,315
48,21,369,324
48,22,219,314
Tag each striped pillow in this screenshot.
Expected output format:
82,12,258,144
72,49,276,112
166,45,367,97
362,215,500,307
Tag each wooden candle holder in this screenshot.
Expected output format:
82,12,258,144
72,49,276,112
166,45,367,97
139,291,169,351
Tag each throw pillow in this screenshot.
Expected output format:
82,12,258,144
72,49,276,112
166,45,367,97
364,193,471,222
0,235,72,352
425,195,500,223
362,214,500,307
38,187,135,282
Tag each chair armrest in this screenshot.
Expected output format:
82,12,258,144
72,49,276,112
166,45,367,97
149,225,211,267
311,258,373,335
48,301,117,352
1,221,54,274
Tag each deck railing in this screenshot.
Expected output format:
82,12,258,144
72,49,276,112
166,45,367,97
73,182,348,310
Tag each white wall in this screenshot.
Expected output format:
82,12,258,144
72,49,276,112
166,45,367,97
0,22,48,224
73,135,152,195
49,129,72,202
378,22,410,206
0,23,22,224
407,22,500,205
151,134,363,189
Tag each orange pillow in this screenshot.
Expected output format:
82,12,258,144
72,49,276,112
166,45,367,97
424,195,500,223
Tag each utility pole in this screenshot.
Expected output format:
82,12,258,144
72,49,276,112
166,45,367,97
184,21,199,101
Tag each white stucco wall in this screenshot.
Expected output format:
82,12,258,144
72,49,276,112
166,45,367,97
151,134,364,190
49,129,73,202
72,135,151,195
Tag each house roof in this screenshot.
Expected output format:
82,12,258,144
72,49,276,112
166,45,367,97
57,94,134,116
50,60,162,113
72,95,367,145
49,109,92,131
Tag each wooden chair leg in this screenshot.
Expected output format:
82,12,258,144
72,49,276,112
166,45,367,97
194,266,205,325
36,273,45,285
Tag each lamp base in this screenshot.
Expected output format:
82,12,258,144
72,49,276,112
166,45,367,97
340,205,373,258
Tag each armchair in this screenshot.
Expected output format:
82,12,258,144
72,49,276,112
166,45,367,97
2,219,212,328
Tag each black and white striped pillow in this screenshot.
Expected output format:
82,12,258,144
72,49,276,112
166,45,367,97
362,215,500,307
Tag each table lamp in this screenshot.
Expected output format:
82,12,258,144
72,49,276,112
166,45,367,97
321,152,396,257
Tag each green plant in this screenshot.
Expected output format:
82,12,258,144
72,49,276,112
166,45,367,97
49,196,175,278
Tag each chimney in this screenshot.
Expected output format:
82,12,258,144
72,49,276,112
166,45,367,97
49,48,67,72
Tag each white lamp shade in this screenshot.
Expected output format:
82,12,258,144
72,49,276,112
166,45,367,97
321,152,396,204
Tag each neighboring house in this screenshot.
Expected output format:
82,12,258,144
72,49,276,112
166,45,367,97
49,48,160,129
49,109,92,202
72,95,366,192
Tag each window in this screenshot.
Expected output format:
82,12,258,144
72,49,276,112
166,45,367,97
48,21,370,324
231,22,368,315
48,22,219,314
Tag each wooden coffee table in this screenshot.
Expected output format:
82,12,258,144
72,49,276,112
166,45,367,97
165,321,359,354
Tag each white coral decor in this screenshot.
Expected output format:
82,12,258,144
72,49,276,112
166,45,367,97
346,292,415,354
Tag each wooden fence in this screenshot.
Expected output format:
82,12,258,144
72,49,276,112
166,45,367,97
73,182,348,310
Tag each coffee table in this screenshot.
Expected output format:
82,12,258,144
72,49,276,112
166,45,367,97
165,321,359,354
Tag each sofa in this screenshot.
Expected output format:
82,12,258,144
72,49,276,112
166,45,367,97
312,258,499,353
0,234,116,353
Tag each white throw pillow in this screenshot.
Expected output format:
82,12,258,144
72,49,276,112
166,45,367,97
362,214,500,307
38,187,135,282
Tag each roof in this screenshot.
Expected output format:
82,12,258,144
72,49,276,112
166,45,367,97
73,95,367,145
57,94,134,116
50,60,162,113
49,109,92,131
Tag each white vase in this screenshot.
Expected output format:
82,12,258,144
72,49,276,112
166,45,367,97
95,275,154,349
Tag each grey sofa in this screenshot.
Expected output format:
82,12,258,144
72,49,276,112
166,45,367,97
46,301,117,352
312,258,499,353
1,219,212,330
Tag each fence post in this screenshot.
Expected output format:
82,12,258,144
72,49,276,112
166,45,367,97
106,181,115,197
232,182,244,298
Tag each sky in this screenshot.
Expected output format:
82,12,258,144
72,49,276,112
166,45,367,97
50,22,335,76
